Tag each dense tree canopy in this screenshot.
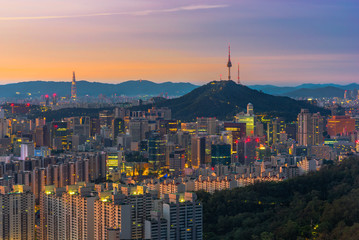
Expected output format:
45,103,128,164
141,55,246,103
198,157,359,240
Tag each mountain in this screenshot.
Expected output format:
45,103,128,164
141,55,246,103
249,85,296,95
249,83,359,97
282,86,345,98
147,80,330,121
2,80,356,99
297,83,359,90
199,157,359,240
0,80,198,98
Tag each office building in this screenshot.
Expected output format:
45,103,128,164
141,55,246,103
112,118,125,140
106,151,125,174
235,103,256,136
211,144,231,166
99,110,113,129
327,115,355,136
223,122,246,153
236,137,260,165
169,149,186,174
196,118,217,135
129,118,149,142
148,132,166,169
191,136,206,168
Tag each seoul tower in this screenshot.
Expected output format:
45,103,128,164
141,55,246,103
71,71,77,100
227,45,232,80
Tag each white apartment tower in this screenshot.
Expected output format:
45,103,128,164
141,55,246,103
163,192,203,240
0,185,35,240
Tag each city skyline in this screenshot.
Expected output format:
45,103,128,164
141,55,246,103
0,0,358,85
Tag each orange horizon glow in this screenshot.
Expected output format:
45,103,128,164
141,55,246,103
0,1,357,86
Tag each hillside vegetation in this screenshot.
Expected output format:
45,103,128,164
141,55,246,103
198,157,359,240
152,80,330,121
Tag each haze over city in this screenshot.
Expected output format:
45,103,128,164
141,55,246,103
1,0,358,85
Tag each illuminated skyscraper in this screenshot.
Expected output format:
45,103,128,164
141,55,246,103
148,132,166,169
106,151,125,175
235,103,256,137
71,71,77,100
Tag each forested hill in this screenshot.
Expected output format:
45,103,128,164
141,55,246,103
198,157,359,240
149,80,330,121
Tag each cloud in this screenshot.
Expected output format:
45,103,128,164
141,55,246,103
0,4,228,21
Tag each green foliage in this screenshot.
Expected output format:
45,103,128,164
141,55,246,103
198,157,359,239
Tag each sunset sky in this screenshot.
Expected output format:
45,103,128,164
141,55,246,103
0,0,358,85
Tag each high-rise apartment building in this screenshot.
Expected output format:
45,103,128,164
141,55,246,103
41,183,155,240
144,210,168,240
297,109,324,146
267,117,286,146
115,185,154,239
162,192,203,240
94,191,131,240
0,185,35,240
40,184,97,240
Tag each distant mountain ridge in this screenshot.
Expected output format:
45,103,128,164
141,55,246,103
0,80,356,99
0,80,198,98
282,86,345,98
249,83,358,97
